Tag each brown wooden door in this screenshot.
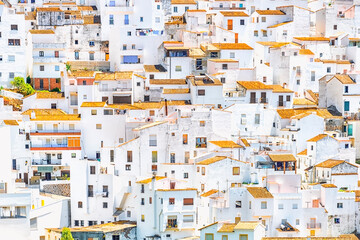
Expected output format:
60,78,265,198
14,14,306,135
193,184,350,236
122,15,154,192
250,92,256,103
24,173,28,185
227,19,233,30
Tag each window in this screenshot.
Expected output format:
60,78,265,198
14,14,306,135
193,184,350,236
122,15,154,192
125,164,131,171
89,53,94,60
150,151,157,163
78,201,82,208
254,30,258,37
221,77,226,83
198,89,205,96
39,51,44,57
240,19,245,25
90,166,95,174
96,124,102,129
127,151,132,162
200,121,205,127
175,66,182,72
327,67,331,73
334,25,337,30
74,220,79,226
174,6,178,12
127,31,131,36
337,203,343,208
155,17,160,23
261,201,267,209
74,40,78,45
11,24,18,30
183,198,193,205
183,215,194,223
57,153,62,159
71,153,76,158
261,17,266,22
201,167,206,175
230,52,235,58
8,39,20,46
104,109,113,115
293,203,298,209
296,219,300,225
334,218,340,224
185,152,190,163
170,153,175,163
240,235,248,240
255,114,260,124
169,198,175,205
345,86,348,93
141,198,145,205
222,64,228,70
127,211,131,217
124,14,129,25
233,167,240,175
55,65,60,71
88,185,93,197
141,215,145,222
205,234,214,240
311,71,315,81
91,109,97,115
235,201,241,208
40,65,44,71
184,173,188,179
278,203,284,209
149,135,157,146
140,17,143,22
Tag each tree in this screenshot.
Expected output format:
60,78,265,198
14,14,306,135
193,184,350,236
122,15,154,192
10,76,34,96
61,228,74,240
10,76,25,90
66,63,71,72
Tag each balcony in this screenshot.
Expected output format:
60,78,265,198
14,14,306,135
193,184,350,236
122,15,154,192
32,159,61,165
30,143,81,151
32,56,66,63
33,43,66,49
307,223,321,229
30,130,81,136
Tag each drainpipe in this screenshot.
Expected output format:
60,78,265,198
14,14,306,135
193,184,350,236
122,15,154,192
152,175,157,229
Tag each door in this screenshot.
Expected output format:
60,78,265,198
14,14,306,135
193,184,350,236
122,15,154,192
46,154,51,164
105,53,109,61
348,124,353,136
24,173,28,185
344,101,350,111
250,92,256,103
227,19,233,30
235,33,238,43
279,95,284,107
45,172,51,181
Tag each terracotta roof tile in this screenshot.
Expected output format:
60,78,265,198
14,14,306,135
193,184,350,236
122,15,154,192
247,187,273,198
268,154,296,162
256,10,285,15
209,141,243,148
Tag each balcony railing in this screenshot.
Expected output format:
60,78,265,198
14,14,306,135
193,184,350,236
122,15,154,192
31,143,68,148
307,223,321,229
32,159,61,165
167,219,178,229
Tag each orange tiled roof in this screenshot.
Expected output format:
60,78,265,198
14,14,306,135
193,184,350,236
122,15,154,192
81,102,106,107
163,88,190,94
307,134,330,142
3,120,19,126
268,154,296,162
321,184,337,188
268,21,292,28
196,156,227,165
200,189,219,197
293,37,330,42
297,149,307,156
136,176,166,184
209,140,243,148
256,10,285,15
29,29,55,34
171,0,196,4
211,43,253,50
247,187,273,198
299,49,315,55
150,79,187,85
220,11,249,17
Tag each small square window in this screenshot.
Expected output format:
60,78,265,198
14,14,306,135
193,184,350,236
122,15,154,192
75,40,78,44
71,153,76,158
96,124,102,129
103,202,108,208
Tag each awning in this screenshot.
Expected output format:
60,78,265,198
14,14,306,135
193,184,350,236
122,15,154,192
113,208,123,217
38,166,54,172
